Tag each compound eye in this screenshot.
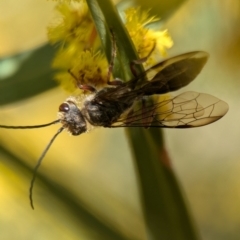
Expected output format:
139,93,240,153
59,103,70,112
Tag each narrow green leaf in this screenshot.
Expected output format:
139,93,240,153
0,145,129,240
127,128,199,239
131,0,187,21
86,0,143,80
0,44,58,105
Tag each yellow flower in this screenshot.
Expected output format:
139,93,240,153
52,44,78,70
125,7,173,66
48,1,106,92
48,1,96,50
54,50,109,93
48,3,173,93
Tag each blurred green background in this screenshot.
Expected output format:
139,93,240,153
1,0,240,239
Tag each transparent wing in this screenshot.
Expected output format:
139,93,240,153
111,91,228,128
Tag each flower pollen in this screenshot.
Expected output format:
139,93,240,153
125,7,173,66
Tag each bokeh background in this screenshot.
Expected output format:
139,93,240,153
1,0,240,239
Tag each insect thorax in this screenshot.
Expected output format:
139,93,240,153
83,96,132,127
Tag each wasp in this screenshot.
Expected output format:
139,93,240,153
0,38,228,209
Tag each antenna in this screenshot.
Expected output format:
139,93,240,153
0,118,63,209
29,127,64,209
0,119,60,129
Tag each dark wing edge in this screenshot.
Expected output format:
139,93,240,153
96,51,209,101
140,51,209,95
110,91,228,128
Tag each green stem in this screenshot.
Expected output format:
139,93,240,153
86,0,143,80
86,0,199,239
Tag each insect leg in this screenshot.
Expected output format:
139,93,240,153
68,69,96,93
107,29,123,86
141,97,155,128
130,41,156,77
